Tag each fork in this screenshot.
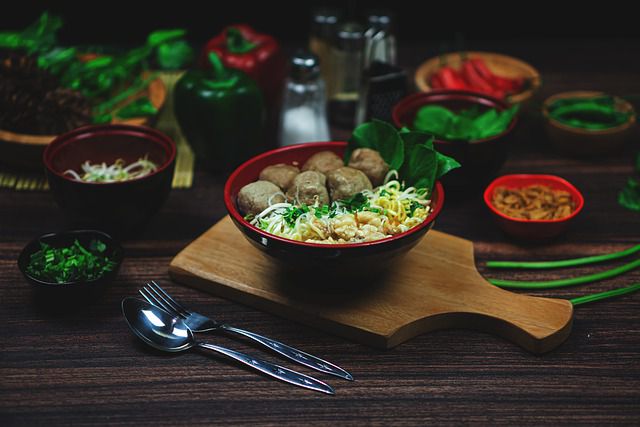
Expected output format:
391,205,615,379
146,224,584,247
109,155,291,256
140,281,354,381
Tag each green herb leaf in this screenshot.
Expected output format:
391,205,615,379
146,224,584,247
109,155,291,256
346,119,404,170
618,177,640,212
347,120,460,193
413,104,518,141
340,193,370,212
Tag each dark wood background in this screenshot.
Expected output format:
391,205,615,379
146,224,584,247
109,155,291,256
1,37,640,425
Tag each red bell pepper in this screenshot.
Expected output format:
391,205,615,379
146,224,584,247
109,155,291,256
460,60,505,99
201,24,286,145
436,66,469,91
430,73,444,89
468,58,523,94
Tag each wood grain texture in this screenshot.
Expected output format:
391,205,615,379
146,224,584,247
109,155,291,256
170,217,573,353
1,40,639,425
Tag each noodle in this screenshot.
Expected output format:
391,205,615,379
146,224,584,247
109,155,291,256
249,173,432,244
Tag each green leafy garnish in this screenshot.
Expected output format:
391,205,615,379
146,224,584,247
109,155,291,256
346,119,460,193
346,119,404,171
283,205,310,227
26,239,116,284
618,153,640,212
413,104,519,141
340,192,370,212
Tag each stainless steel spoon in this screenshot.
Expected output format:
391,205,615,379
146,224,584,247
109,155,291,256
121,297,334,395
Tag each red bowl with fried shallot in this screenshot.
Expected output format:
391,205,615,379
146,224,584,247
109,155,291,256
483,174,584,240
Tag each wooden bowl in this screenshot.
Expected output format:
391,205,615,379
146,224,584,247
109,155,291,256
542,91,636,156
414,51,541,104
0,75,166,170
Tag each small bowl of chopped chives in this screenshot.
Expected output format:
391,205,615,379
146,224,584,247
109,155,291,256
18,230,123,298
43,124,176,234
543,91,636,156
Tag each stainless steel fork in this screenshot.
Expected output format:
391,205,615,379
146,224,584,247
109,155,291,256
139,281,353,381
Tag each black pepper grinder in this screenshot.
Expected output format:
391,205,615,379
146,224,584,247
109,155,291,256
355,11,407,125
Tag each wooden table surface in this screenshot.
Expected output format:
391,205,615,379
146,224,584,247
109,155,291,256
2,40,639,425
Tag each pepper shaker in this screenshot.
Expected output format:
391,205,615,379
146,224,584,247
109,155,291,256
309,8,342,89
328,22,365,128
278,51,330,147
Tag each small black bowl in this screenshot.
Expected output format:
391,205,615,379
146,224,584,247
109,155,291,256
43,124,176,235
18,230,123,300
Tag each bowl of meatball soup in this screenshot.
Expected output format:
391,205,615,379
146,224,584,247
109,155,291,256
224,142,445,278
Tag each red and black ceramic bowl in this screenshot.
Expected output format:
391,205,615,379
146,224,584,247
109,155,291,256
392,90,518,190
483,174,584,240
43,124,176,235
223,141,445,277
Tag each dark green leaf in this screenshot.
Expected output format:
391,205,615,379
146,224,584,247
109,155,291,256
435,151,461,180
400,140,437,191
346,119,404,170
618,177,640,212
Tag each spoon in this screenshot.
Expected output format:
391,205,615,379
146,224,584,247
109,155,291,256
122,297,334,395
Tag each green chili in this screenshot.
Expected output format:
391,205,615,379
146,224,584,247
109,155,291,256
486,244,640,269
488,258,640,289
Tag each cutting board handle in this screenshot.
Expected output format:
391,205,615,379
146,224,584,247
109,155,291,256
398,283,574,354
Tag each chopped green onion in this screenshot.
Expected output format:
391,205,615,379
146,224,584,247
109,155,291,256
26,239,116,283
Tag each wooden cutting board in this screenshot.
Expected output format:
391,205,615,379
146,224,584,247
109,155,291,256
169,216,573,354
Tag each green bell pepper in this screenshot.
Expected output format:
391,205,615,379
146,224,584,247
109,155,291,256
174,52,265,171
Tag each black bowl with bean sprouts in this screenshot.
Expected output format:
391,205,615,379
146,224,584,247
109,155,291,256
43,124,176,234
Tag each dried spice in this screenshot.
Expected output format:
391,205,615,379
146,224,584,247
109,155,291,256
0,50,91,134
492,184,575,220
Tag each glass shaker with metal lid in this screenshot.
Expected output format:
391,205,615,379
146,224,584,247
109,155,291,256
363,10,397,67
328,22,365,128
278,51,330,147
309,8,342,87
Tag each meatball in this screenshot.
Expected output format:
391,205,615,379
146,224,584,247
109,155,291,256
301,151,344,174
348,148,389,186
326,167,373,201
286,171,330,206
237,180,286,216
258,163,300,190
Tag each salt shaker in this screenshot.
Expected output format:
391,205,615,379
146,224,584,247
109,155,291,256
278,51,330,147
